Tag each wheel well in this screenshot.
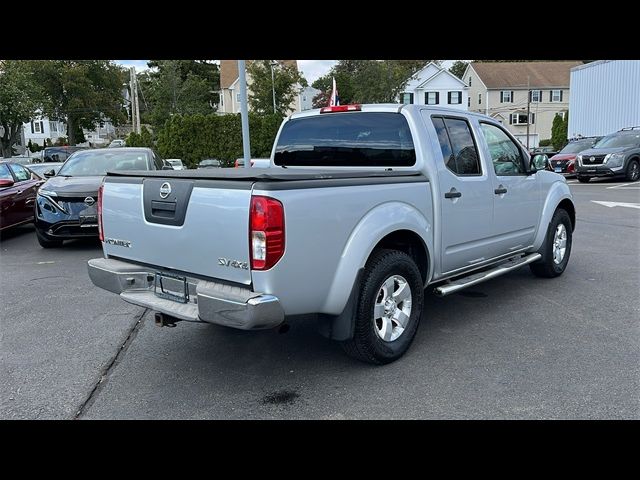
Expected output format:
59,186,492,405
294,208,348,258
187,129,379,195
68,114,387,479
373,230,429,284
557,199,576,231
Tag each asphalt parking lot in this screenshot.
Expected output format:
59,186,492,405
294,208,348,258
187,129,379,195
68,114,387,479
1,177,639,419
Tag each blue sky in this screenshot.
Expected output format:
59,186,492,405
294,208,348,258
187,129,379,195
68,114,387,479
115,60,338,84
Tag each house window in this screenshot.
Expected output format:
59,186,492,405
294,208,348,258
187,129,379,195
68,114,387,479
500,91,513,103
401,92,414,104
551,90,563,102
530,90,541,102
49,121,57,133
426,92,439,105
509,113,535,125
478,93,482,105
34,122,42,133
468,76,472,87
448,91,462,104
468,97,471,108
219,93,224,107
236,92,241,103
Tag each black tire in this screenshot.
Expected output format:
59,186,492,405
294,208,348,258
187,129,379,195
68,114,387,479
341,249,424,365
577,176,590,183
529,209,572,278
36,229,63,248
625,159,640,182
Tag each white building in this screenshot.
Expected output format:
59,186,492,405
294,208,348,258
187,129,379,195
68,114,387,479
299,86,321,111
21,117,67,150
400,62,468,110
568,60,640,138
83,121,116,146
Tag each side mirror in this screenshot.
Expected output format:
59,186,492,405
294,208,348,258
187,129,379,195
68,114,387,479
0,178,15,187
531,154,549,172
44,169,56,177
162,165,174,170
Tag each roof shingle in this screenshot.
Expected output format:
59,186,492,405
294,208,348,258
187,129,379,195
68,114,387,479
470,61,582,89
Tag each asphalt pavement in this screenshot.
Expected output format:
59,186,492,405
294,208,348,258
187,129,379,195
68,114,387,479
1,177,638,419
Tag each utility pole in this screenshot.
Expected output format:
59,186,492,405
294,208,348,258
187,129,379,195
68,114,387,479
238,60,251,169
129,68,136,133
129,67,141,134
526,75,531,151
270,60,277,114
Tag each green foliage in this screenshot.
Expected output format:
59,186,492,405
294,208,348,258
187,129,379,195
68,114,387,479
247,61,305,116
551,112,569,151
449,60,469,79
139,60,220,129
0,60,48,157
54,137,68,146
46,138,53,147
35,60,127,145
312,60,433,106
156,113,282,168
538,139,552,147
126,126,154,148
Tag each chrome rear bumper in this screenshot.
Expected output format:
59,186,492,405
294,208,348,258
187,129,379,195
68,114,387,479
87,257,284,330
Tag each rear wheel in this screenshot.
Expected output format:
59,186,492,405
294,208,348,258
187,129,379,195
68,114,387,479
577,176,590,183
341,249,424,365
36,229,63,248
530,209,572,278
625,159,640,182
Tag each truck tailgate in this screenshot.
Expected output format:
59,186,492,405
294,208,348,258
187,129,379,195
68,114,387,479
101,177,252,285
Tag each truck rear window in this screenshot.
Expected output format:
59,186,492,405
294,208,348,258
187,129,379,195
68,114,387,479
274,112,416,167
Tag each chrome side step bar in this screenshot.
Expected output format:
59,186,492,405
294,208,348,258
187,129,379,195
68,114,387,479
434,253,542,297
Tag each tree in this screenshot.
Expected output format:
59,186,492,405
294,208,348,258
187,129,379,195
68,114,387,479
449,60,469,79
0,60,48,158
35,60,127,145
140,60,220,128
551,112,569,151
126,126,154,148
312,60,433,106
247,60,305,116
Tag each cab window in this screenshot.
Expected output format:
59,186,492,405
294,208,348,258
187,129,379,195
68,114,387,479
479,123,526,176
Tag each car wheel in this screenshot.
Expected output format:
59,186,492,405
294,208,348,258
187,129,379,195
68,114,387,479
577,176,590,183
341,249,424,365
36,229,63,248
625,159,640,182
530,209,572,278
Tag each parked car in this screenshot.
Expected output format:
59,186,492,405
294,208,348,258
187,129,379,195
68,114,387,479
31,146,87,164
35,148,166,248
531,146,557,157
198,159,222,168
166,159,186,170
549,137,601,177
108,139,126,148
88,104,575,364
25,162,64,178
576,127,640,182
0,161,45,231
234,158,271,168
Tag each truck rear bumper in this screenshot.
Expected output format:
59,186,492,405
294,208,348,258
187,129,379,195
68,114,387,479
87,257,284,330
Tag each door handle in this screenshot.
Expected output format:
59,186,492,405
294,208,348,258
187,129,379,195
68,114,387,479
494,186,508,195
444,188,462,199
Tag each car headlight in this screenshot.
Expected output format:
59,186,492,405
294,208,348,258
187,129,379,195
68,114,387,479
604,153,625,168
37,190,67,213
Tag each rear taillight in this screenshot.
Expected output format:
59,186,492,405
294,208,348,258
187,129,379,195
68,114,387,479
249,196,284,270
97,183,104,242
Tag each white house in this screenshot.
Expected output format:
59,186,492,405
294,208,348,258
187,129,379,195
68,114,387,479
299,85,321,111
399,62,468,110
21,117,67,150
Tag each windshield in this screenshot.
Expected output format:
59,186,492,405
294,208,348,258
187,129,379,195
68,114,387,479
274,112,416,167
168,160,182,166
57,150,151,176
200,160,219,166
559,139,594,154
594,133,640,149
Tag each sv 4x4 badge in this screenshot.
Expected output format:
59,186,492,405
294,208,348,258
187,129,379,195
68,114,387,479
218,258,249,270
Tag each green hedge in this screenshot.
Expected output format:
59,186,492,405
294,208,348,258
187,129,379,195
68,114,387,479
156,113,283,168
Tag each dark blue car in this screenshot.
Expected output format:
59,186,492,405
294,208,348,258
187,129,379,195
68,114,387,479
35,147,168,247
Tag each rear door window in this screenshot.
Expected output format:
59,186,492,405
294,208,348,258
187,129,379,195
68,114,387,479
274,112,416,167
431,116,481,175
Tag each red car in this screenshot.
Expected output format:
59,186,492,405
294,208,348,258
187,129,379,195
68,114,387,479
0,161,45,231
549,137,602,177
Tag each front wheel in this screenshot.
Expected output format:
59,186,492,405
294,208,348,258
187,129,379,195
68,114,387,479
625,159,640,182
530,209,572,278
341,249,424,365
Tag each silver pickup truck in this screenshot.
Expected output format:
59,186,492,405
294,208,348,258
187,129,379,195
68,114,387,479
88,104,575,364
